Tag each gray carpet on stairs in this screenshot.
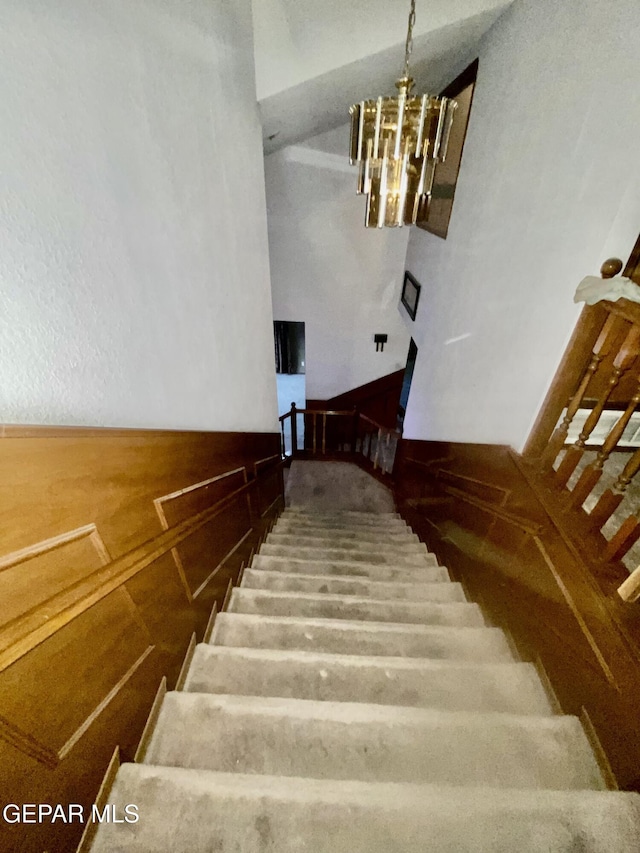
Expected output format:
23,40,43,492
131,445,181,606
91,506,640,852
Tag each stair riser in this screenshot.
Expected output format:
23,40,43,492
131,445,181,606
229,590,479,626
241,570,465,602
147,695,603,790
211,615,515,662
252,555,447,582
186,648,553,715
267,534,426,554
260,544,435,566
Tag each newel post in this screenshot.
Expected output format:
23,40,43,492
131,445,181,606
290,402,298,456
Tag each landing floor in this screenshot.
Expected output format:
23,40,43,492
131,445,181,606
284,461,395,514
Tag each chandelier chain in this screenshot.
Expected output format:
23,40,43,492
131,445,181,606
403,0,417,79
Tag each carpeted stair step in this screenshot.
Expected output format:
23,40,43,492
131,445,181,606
210,613,515,661
272,521,419,542
280,511,406,528
228,588,475,624
183,646,554,714
282,506,402,521
240,569,465,602
267,532,427,554
251,553,445,581
90,765,640,853
260,543,436,566
144,692,605,790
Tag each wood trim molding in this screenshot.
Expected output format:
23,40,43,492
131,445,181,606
0,466,282,673
175,634,197,692
203,602,218,645
58,645,155,761
76,747,120,853
154,467,247,528
0,523,111,573
192,529,252,599
134,677,167,764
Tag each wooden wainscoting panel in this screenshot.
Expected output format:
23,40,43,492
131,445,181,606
0,587,153,761
255,457,285,518
155,467,247,529
123,552,197,684
175,497,252,599
0,429,258,560
0,524,109,629
0,425,283,853
306,369,405,429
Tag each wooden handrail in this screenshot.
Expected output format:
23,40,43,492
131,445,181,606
279,403,401,474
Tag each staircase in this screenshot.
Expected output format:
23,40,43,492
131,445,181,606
90,509,640,852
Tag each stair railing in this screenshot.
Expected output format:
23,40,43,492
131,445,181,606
279,402,401,476
524,259,640,599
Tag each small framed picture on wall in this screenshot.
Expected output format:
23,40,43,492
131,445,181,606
401,271,421,321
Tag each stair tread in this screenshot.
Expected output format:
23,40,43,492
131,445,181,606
243,568,451,588
184,644,554,715
91,765,640,853
210,612,514,660
240,569,464,600
187,643,540,671
240,571,467,601
252,553,443,573
272,523,417,538
267,533,426,552
260,543,438,565
229,587,481,626
145,691,604,790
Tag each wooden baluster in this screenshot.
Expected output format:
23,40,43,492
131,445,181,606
351,408,359,453
618,565,640,603
312,413,317,454
322,414,327,455
555,323,640,487
595,447,640,559
290,403,298,456
569,375,640,509
542,259,622,470
280,419,286,457
542,314,619,468
373,427,382,469
590,440,640,530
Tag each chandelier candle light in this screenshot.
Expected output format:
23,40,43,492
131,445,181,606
349,0,457,228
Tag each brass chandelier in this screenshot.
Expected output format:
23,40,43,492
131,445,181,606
349,0,457,228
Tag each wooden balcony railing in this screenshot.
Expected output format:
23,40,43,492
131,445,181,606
525,257,640,602
278,403,400,476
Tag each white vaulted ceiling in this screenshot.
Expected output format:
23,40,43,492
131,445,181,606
252,0,514,152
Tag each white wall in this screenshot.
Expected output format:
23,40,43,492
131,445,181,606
403,0,640,450
0,0,278,432
266,126,412,401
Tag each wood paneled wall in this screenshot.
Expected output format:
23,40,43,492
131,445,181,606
306,369,404,430
394,439,640,791
0,425,283,853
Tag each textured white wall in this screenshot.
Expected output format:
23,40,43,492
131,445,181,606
0,0,278,432
403,0,640,451
266,126,412,401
